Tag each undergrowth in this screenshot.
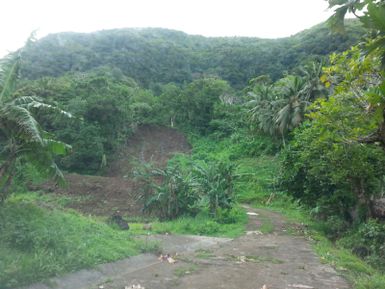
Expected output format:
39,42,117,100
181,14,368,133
0,194,156,289
150,207,247,238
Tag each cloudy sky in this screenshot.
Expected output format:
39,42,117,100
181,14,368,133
0,0,333,57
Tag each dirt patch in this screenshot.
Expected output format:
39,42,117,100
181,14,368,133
39,174,143,216
37,125,191,217
107,124,191,178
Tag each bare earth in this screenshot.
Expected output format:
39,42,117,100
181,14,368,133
20,207,351,289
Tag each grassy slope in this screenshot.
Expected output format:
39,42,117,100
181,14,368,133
0,193,157,289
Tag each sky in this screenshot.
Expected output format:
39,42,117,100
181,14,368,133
0,0,334,58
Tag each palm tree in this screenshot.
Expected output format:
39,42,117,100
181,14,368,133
275,63,326,143
300,61,327,101
0,53,71,202
275,76,307,137
246,84,280,135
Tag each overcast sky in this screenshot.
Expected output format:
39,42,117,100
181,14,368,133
0,0,333,58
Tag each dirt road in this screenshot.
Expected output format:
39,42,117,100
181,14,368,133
20,208,350,289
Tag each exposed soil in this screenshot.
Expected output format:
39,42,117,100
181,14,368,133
38,125,191,217
107,124,191,178
19,208,351,289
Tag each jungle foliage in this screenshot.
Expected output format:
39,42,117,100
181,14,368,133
19,20,364,88
2,11,385,287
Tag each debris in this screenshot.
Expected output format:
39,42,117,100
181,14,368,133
246,230,263,235
246,212,259,216
167,256,177,264
261,285,268,289
125,285,145,289
237,256,247,263
158,253,177,264
288,285,314,289
98,286,104,289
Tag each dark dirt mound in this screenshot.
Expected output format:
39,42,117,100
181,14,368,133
40,174,142,216
38,125,190,216
107,125,191,177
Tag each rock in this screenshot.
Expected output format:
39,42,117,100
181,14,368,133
110,211,130,230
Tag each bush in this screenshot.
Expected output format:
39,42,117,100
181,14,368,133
278,96,385,222
140,157,236,220
338,219,385,270
214,207,247,224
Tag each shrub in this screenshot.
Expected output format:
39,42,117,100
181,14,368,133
140,157,236,220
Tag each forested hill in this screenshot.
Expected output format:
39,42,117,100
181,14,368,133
20,19,364,88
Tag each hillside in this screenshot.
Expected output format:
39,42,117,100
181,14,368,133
19,19,364,88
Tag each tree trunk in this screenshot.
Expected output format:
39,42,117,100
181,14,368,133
0,173,14,203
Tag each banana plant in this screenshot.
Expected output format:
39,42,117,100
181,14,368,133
0,52,72,202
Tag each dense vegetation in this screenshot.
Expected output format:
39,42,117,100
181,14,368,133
20,20,364,88
1,2,385,287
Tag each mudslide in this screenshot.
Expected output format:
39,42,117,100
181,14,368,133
38,125,191,217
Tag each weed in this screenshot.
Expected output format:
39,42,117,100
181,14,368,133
195,249,216,259
258,215,274,234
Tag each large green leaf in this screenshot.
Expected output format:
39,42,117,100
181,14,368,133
367,2,385,31
43,139,72,155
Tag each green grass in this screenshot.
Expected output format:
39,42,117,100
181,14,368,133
235,156,279,204
127,206,248,238
0,195,156,289
130,214,247,238
150,213,247,238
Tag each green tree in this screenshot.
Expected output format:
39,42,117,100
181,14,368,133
178,78,232,133
280,44,384,222
327,0,385,147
